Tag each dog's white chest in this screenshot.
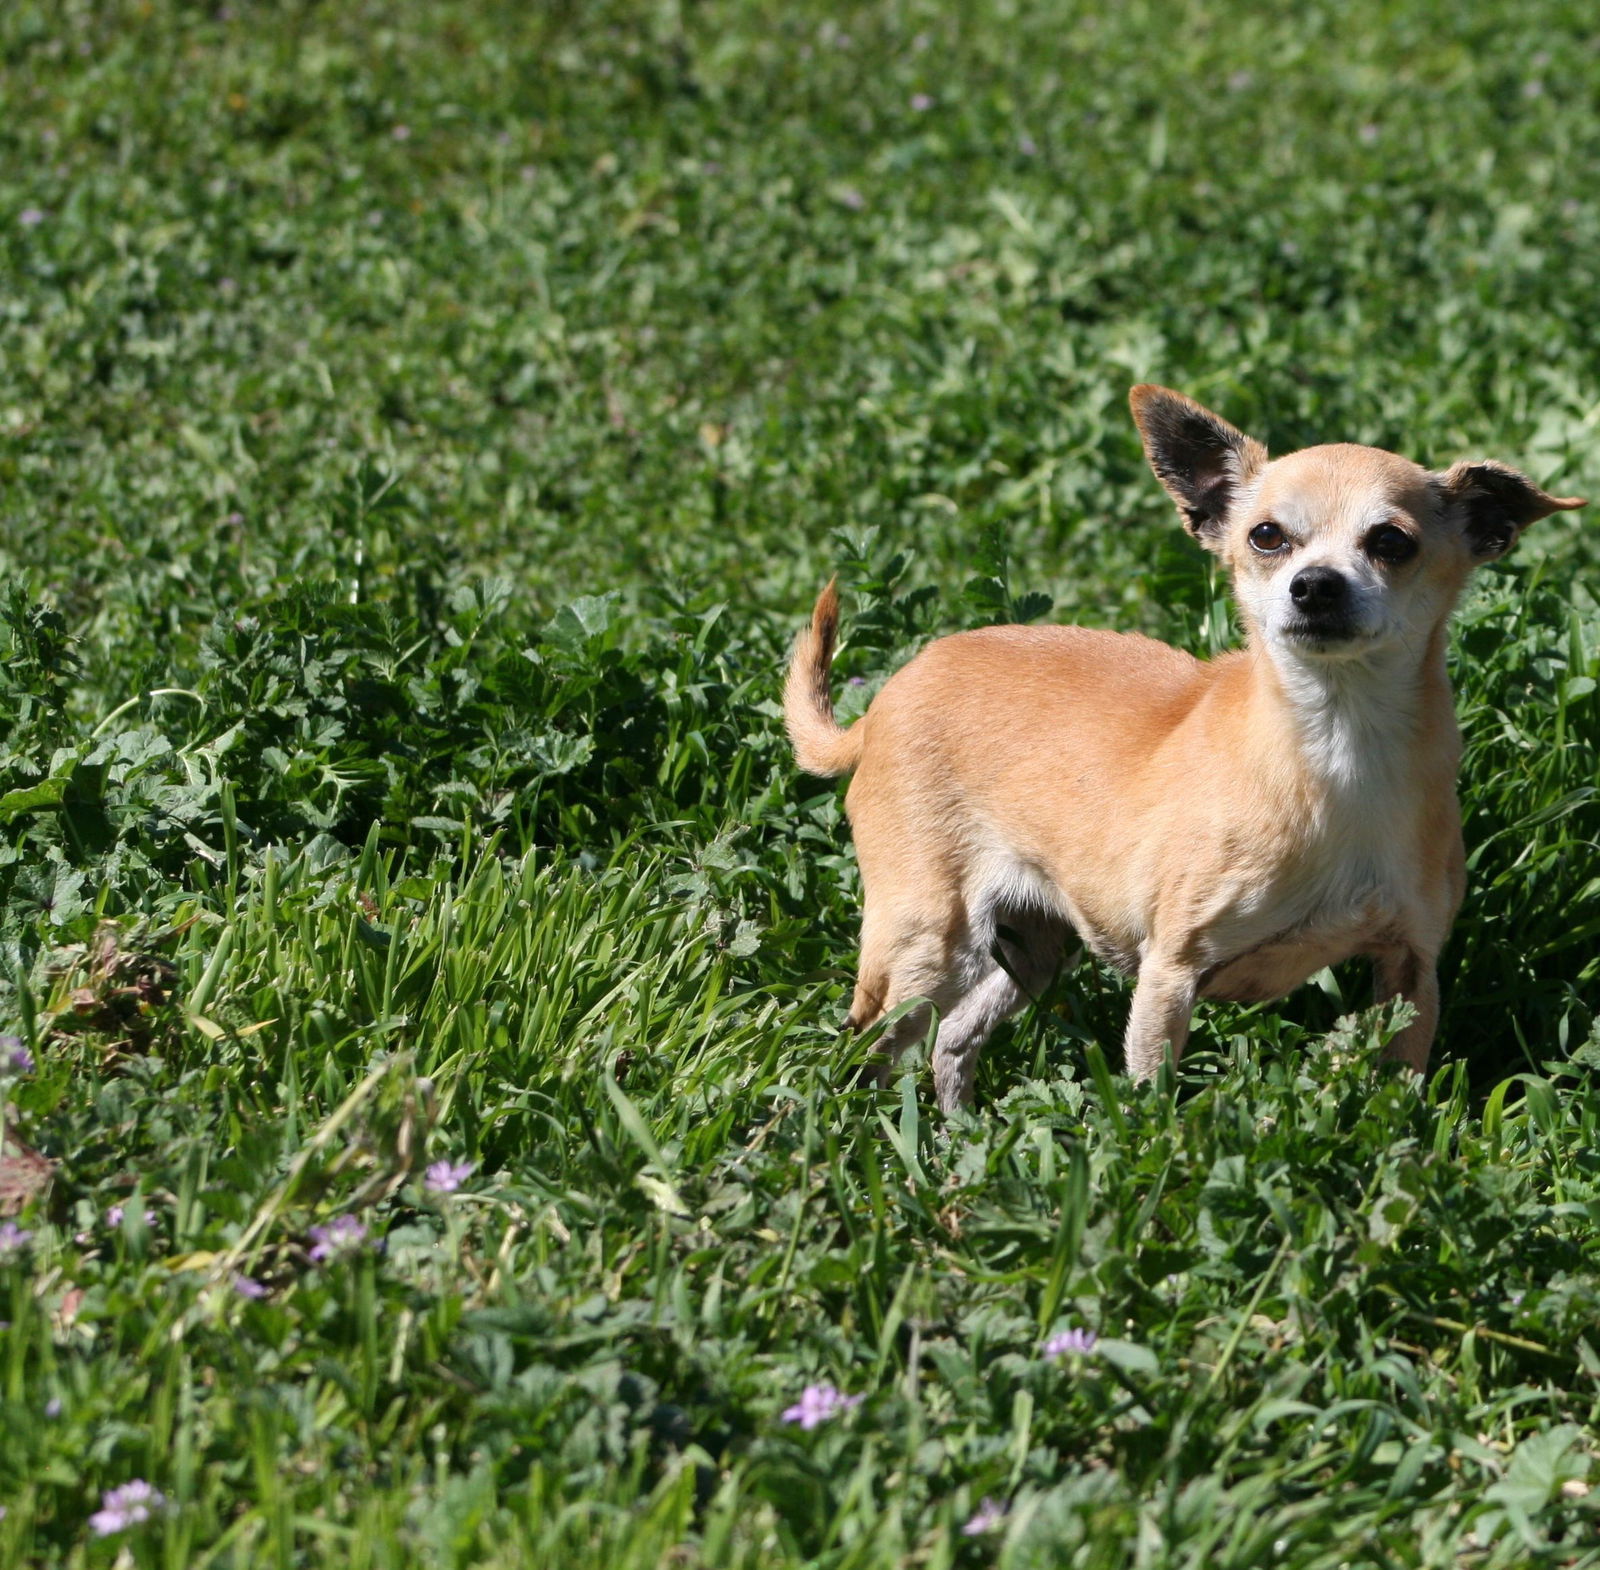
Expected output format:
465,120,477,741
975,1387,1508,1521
1197,779,1413,1003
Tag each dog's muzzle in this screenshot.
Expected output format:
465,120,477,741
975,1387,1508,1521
1283,566,1359,645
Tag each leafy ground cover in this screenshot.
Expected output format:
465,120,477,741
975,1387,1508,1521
3,0,1600,1564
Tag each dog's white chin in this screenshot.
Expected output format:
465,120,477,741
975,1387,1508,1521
1271,625,1387,663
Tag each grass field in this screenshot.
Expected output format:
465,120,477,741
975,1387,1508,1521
4,1,1600,1564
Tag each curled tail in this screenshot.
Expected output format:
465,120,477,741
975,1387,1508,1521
784,578,865,777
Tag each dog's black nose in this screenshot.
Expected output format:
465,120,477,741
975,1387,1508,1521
1289,566,1346,612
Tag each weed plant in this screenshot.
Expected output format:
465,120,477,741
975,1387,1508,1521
2,2,1600,1565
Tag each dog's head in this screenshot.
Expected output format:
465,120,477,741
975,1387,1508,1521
1130,385,1585,661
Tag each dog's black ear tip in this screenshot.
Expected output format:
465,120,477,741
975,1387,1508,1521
1129,383,1179,414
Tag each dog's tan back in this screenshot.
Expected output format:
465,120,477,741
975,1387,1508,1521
788,387,1582,1110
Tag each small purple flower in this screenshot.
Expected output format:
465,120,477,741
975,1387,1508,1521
1042,1327,1098,1359
106,1205,124,1228
837,187,865,212
391,123,411,141
781,1383,862,1430
1358,123,1380,145
911,93,934,112
0,1036,31,1074
423,1158,474,1196
1018,133,1039,157
89,1480,165,1536
18,208,45,227
45,1396,61,1418
0,1221,32,1260
963,1497,1008,1536
307,1214,368,1263
232,1274,268,1299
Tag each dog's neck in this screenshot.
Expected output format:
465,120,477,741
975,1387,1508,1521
1252,628,1450,795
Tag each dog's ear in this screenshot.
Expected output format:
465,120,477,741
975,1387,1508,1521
1129,385,1267,546
1436,460,1585,560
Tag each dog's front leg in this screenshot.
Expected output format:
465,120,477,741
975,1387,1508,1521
1371,944,1439,1074
1123,959,1197,1082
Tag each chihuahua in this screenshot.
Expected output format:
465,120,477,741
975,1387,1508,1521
786,386,1583,1111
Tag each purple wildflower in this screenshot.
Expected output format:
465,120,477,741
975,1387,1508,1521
0,1221,32,1260
1042,1327,1098,1360
963,1497,1008,1536
781,1383,862,1430
307,1214,368,1263
89,1480,165,1536
232,1274,268,1300
45,1396,62,1417
911,93,934,112
0,1036,31,1074
1018,133,1039,156
391,123,411,141
106,1205,124,1228
424,1158,474,1196
837,187,865,212
18,208,45,227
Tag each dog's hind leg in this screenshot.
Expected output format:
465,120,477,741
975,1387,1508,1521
843,898,964,1084
931,910,1071,1112
930,967,1027,1112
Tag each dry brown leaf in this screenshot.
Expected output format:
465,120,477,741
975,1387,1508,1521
0,1129,54,1216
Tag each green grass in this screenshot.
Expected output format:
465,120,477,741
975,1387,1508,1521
3,1,1600,1564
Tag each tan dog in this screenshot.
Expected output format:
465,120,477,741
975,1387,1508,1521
786,386,1583,1111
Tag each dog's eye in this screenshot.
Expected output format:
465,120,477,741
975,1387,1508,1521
1248,521,1288,554
1367,524,1419,565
